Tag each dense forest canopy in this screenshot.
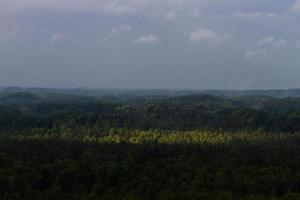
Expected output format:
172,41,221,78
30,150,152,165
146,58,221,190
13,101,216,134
1,88,300,133
1,88,300,199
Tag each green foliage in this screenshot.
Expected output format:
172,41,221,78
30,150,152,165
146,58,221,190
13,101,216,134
0,133,300,199
1,90,300,199
2,95,300,133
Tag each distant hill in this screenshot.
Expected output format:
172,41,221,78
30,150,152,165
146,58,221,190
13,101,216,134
2,87,300,99
0,92,42,104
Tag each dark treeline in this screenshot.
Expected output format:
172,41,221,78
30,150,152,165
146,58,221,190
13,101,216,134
1,137,300,200
1,92,300,133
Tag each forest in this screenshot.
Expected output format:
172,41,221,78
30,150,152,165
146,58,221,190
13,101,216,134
1,88,300,199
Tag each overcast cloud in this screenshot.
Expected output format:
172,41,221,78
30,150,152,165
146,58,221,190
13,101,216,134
0,0,300,89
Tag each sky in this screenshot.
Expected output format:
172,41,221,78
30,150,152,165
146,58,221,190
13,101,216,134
0,0,300,89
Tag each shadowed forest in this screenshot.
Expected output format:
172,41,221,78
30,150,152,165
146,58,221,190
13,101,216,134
1,88,300,199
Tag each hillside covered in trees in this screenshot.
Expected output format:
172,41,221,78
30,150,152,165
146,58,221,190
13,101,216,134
1,88,300,199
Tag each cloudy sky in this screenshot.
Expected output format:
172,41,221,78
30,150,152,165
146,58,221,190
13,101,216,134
0,0,300,89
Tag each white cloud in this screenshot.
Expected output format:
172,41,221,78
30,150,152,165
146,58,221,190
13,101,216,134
189,28,227,48
257,36,287,47
106,24,131,40
49,32,64,44
257,36,275,46
134,34,160,44
165,11,177,20
245,49,267,59
290,0,300,12
245,37,287,59
233,11,276,19
273,39,287,47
